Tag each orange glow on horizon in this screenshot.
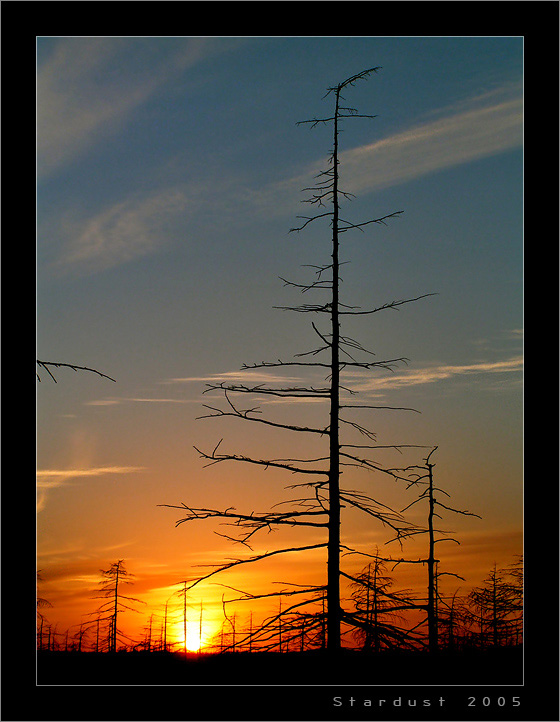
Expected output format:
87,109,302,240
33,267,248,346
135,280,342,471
36,522,523,654
169,620,217,653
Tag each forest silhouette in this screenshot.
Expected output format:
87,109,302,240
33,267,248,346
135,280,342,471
37,555,523,686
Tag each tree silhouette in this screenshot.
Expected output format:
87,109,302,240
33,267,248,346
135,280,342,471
163,68,435,654
436,589,469,652
504,555,523,645
90,560,144,653
37,570,53,651
158,594,177,652
173,581,190,656
346,549,419,652
466,559,523,647
72,621,90,653
400,446,481,652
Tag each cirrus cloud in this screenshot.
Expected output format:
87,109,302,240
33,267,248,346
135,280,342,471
37,37,229,180
347,355,523,396
36,465,145,512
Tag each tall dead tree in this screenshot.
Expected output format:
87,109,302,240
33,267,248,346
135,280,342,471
164,68,434,654
401,446,481,652
174,580,189,656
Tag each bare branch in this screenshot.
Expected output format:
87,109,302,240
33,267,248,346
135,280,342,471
340,571,423,611
278,276,332,293
339,416,377,441
198,392,329,436
220,594,325,653
339,293,438,316
340,404,420,414
193,442,330,476
434,500,482,519
218,583,326,604
204,381,330,398
36,360,116,383
342,443,431,451
177,543,329,592
242,360,332,371
338,210,404,233
289,212,333,233
160,503,328,532
274,302,331,313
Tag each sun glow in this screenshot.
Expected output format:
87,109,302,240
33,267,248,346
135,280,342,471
170,622,212,653
185,628,203,652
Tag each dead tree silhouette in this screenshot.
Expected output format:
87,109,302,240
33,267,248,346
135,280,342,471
346,548,420,652
36,359,115,383
465,559,523,647
163,68,435,655
89,560,144,653
37,570,53,651
400,446,481,652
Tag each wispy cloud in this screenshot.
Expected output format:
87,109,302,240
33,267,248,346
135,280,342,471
37,37,222,180
472,328,524,351
44,78,522,276
85,397,198,407
36,465,145,512
164,370,303,386
84,349,522,412
84,370,317,409
38,37,249,275
50,185,200,274
160,355,523,402
339,96,522,196
37,465,145,483
47,170,245,275
347,355,523,396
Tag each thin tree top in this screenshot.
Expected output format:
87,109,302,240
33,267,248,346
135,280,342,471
297,67,383,129
326,67,382,95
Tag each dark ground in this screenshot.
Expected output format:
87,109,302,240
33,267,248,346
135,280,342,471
37,645,522,686
14,646,558,722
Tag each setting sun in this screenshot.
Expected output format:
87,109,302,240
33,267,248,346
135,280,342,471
185,628,203,652
170,622,212,653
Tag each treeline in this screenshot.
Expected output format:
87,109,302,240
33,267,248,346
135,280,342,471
36,555,522,656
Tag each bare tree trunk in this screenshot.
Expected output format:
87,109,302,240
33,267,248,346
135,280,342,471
112,564,119,653
249,611,253,653
426,456,438,653
199,600,203,656
327,80,342,655
278,599,282,653
372,563,379,653
163,601,169,652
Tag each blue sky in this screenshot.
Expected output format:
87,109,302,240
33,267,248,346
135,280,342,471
36,36,523,639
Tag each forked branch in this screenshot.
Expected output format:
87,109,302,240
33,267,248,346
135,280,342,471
36,360,116,383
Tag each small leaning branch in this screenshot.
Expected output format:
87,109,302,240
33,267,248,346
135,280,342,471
36,360,116,383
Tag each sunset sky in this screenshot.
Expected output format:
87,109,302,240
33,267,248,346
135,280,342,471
36,36,523,651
